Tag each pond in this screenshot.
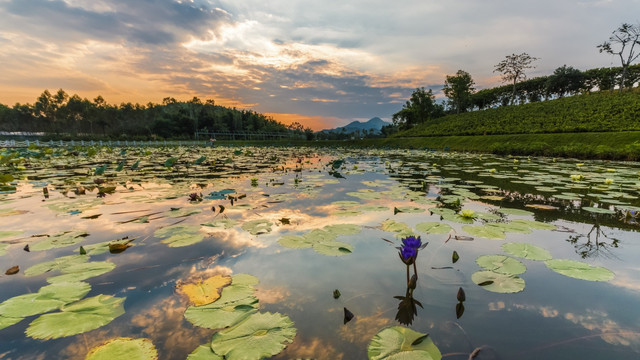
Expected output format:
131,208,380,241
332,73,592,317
1,146,639,359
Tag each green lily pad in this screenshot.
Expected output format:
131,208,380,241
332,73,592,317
26,295,126,340
24,255,89,276
347,191,382,200
0,243,8,256
429,208,456,216
358,205,389,212
36,281,91,303
79,238,134,256
184,294,258,330
441,213,475,224
86,337,158,360
502,243,552,261
187,345,223,360
332,201,361,207
323,224,362,236
582,206,616,215
30,230,89,251
471,271,525,293
332,209,363,217
0,293,65,318
476,255,526,275
165,208,202,218
415,222,452,234
0,230,22,240
486,222,532,234
462,225,506,240
202,219,237,229
0,316,23,330
154,225,204,247
368,326,442,360
511,220,556,230
545,259,614,281
209,312,297,359
46,261,116,283
278,235,313,249
312,240,353,256
241,219,273,235
394,206,425,214
381,220,414,237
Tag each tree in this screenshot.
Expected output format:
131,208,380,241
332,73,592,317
443,70,475,114
392,87,440,130
546,65,584,97
598,23,640,91
493,53,538,105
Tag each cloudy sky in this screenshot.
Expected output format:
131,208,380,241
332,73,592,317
0,0,637,129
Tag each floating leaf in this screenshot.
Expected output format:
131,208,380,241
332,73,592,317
0,316,22,330
510,219,556,230
278,235,313,249
476,255,526,275
37,281,92,303
165,208,201,218
241,219,273,235
209,312,297,360
502,242,552,261
486,222,532,234
154,225,204,247
0,293,64,318
187,345,223,360
312,240,353,256
452,251,459,264
24,254,89,276
497,208,534,216
26,295,126,340
46,261,116,283
323,224,362,236
5,265,19,275
471,271,525,293
462,225,506,240
164,157,178,167
177,275,232,306
202,219,237,229
545,259,614,281
456,302,465,319
0,230,22,240
30,230,89,251
394,206,425,214
358,205,389,212
381,220,414,237
86,337,158,360
368,326,442,360
416,222,452,235
582,206,616,215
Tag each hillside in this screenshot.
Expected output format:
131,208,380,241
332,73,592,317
321,117,390,133
395,89,640,137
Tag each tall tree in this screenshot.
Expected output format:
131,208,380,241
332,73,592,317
443,70,475,114
546,65,584,97
598,23,640,91
493,53,538,105
392,88,442,130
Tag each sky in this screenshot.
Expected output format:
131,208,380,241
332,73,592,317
0,0,638,130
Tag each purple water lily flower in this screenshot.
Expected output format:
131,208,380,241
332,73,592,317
400,245,417,261
401,235,422,250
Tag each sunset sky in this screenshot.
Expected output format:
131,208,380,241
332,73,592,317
0,0,636,130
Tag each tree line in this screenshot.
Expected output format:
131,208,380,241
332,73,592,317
392,23,640,131
0,90,291,140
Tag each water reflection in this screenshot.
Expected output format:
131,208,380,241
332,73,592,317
566,223,620,259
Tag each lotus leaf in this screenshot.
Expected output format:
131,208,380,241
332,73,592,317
471,271,525,293
0,316,23,330
241,219,273,235
323,224,362,236
278,235,313,249
24,254,89,276
415,222,452,234
462,225,506,240
209,312,297,360
545,259,614,281
177,275,232,306
187,345,223,360
368,326,442,360
502,243,552,261
510,219,556,230
476,255,526,275
47,261,116,283
86,337,158,360
26,295,126,340
30,230,89,251
582,206,616,215
154,225,204,247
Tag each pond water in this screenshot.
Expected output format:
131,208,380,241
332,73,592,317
1,146,640,359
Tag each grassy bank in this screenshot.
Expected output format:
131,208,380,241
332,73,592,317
217,132,640,160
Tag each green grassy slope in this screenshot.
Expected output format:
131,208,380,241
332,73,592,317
395,89,640,137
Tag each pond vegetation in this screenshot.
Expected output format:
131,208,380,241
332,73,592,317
1,145,639,359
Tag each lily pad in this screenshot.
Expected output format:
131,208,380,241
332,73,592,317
165,208,202,218
202,219,237,229
476,255,526,275
381,220,414,237
209,312,297,360
582,206,616,215
0,316,23,330
154,225,204,247
86,337,158,360
462,225,506,240
358,205,389,212
278,235,313,249
47,261,116,283
0,243,8,256
368,326,442,360
415,222,452,234
502,242,552,261
394,206,425,214
26,295,125,339
177,275,232,306
312,240,353,256
0,230,22,240
545,259,614,281
486,222,532,234
187,345,223,360
24,254,89,277
471,271,525,293
30,231,89,251
0,293,65,318
510,220,556,231
241,219,273,235
323,224,362,236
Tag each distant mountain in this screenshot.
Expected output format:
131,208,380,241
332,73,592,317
321,117,390,133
